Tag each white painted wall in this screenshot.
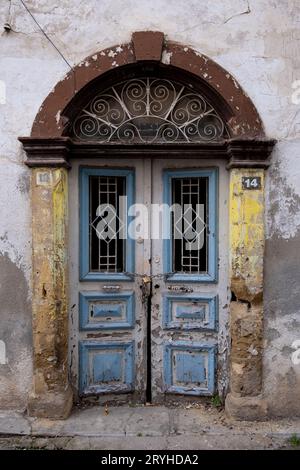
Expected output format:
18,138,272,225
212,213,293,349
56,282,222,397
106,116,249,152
0,0,299,415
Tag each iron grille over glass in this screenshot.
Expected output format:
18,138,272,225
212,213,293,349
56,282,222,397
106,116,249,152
72,77,228,143
172,177,208,273
89,175,126,272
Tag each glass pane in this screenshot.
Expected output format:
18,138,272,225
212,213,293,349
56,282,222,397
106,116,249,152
89,175,126,272
172,177,208,273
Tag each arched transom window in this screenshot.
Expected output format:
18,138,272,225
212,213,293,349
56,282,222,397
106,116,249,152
71,77,229,143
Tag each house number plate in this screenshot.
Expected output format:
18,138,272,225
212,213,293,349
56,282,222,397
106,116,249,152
242,176,261,190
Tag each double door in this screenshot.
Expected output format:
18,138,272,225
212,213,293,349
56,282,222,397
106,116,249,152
69,158,229,403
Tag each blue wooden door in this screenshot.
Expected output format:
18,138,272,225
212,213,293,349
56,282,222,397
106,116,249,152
74,161,225,403
150,162,222,403
76,163,148,403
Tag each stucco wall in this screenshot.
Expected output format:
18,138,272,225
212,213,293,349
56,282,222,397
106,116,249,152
0,0,299,415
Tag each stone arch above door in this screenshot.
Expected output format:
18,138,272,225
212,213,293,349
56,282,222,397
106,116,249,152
29,31,264,140
19,32,275,420
20,31,275,169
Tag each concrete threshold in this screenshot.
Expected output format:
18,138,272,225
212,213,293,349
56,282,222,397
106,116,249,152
0,405,300,450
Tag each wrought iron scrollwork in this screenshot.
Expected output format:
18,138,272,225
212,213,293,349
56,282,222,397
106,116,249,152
72,78,227,143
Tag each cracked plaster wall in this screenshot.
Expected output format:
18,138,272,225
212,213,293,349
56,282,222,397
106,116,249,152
0,0,299,415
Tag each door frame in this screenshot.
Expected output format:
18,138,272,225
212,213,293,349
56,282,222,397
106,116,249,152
19,31,275,419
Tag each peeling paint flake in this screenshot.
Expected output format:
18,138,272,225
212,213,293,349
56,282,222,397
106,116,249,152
161,50,172,65
55,111,61,125
232,78,240,89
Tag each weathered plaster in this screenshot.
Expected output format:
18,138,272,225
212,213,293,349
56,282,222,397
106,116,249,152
226,168,266,419
263,235,300,417
0,0,299,416
0,253,32,410
266,141,300,240
230,169,265,303
28,168,72,418
263,139,300,416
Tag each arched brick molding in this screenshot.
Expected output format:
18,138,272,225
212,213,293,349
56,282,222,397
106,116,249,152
19,32,275,420
30,31,264,140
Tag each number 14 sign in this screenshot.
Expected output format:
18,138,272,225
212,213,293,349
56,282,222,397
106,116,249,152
242,176,262,190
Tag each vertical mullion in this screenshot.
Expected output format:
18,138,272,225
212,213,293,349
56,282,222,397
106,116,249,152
197,177,200,273
172,180,175,273
113,178,117,273
106,177,109,272
115,178,118,273
98,176,101,271
106,176,112,272
122,177,126,273
108,177,111,272
206,177,209,273
189,178,192,273
181,178,184,273
89,177,92,271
